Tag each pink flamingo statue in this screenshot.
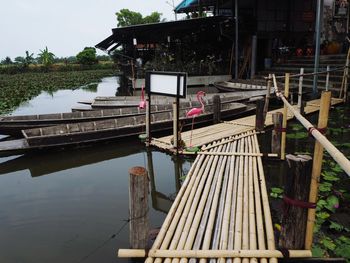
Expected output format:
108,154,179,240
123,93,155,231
186,91,206,147
139,84,146,109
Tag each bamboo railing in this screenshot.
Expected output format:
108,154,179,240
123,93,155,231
272,74,350,176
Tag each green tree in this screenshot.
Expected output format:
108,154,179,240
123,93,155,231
115,9,162,27
14,56,25,64
143,12,162,24
1,57,13,65
76,47,97,65
38,46,55,68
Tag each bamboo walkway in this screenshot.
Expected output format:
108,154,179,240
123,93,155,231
150,98,343,153
129,131,311,262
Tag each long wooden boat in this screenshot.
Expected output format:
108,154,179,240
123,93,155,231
0,95,248,136
90,90,268,108
214,79,267,92
0,102,252,157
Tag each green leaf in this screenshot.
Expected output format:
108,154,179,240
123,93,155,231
324,195,339,212
321,236,336,251
319,182,333,192
334,244,350,258
317,211,330,220
329,221,344,232
270,187,283,199
312,245,325,257
322,170,340,182
338,236,350,245
316,199,327,211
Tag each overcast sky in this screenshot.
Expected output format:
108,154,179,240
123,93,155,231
0,0,181,60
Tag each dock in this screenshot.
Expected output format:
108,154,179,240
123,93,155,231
120,130,312,261
120,94,348,262
150,98,344,153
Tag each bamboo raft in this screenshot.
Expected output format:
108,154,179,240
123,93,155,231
151,97,343,153
119,131,312,262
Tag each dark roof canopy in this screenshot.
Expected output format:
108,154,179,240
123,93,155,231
95,16,232,52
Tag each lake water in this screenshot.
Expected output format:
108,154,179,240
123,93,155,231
0,76,193,263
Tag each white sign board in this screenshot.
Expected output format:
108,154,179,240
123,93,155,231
146,72,187,98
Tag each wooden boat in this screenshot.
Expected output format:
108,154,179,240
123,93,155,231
214,79,267,92
0,94,251,136
89,90,267,109
0,102,252,157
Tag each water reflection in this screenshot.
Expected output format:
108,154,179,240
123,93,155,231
10,76,118,116
147,150,185,214
0,140,141,177
0,141,193,263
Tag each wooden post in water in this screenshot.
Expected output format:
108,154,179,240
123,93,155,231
305,91,332,249
281,73,290,160
271,112,283,156
279,154,313,249
146,97,151,146
300,101,306,116
297,68,304,112
263,74,272,123
255,98,265,131
173,101,178,149
129,166,149,249
213,95,221,124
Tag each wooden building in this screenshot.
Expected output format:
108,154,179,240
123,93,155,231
96,0,349,90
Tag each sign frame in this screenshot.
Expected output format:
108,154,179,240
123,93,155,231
145,71,187,98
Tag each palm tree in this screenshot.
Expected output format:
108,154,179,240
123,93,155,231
24,51,35,67
38,47,55,68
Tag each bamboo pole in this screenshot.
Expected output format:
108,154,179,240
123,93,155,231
227,140,241,263
160,144,220,263
247,133,258,263
242,137,250,263
202,132,260,151
280,73,290,160
197,152,278,157
164,147,216,251
176,142,228,263
250,134,268,263
190,141,237,263
118,249,313,258
144,153,206,263
298,68,304,111
305,91,332,250
188,142,231,263
218,140,238,263
273,75,350,176
209,142,232,263
197,143,231,263
252,132,277,263
233,135,245,263
325,65,330,91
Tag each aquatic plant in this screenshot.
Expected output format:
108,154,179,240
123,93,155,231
0,69,115,114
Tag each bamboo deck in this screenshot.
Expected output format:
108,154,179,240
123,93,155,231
139,131,311,262
150,98,343,153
